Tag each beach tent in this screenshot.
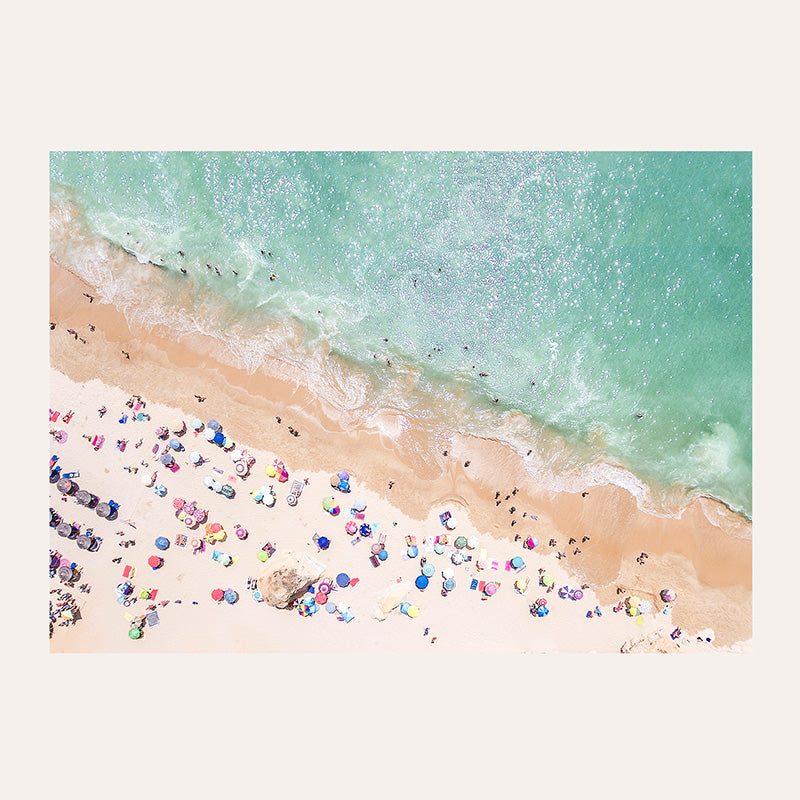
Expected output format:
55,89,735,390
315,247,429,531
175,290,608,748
76,535,94,550
76,490,92,506
56,522,74,538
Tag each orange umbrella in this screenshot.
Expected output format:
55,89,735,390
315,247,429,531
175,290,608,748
205,522,222,534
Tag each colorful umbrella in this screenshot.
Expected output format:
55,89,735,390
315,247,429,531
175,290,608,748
572,589,584,601
407,546,418,558
345,521,358,534
378,549,388,561
422,563,435,577
318,537,330,550
321,497,334,511
235,527,248,540
128,627,142,639
660,588,677,603
257,550,268,562
213,432,225,445
154,484,167,497
190,418,203,430
169,438,182,451
451,552,463,565
235,461,248,476
338,470,350,481
211,588,224,601
466,535,479,549
433,543,445,554
542,573,554,587
352,498,367,512
172,497,185,510
511,556,524,569
444,578,455,591
484,582,498,596
207,419,220,431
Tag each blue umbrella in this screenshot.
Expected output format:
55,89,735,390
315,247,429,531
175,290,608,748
415,575,429,590
325,601,337,613
422,563,435,577
359,523,372,536
433,543,445,554
155,536,170,550
336,573,350,588
338,470,349,481
160,453,174,465
169,438,182,451
511,556,524,569
537,605,549,617
224,589,239,604
318,536,330,550
213,432,225,445
444,578,455,591
407,546,418,558
378,549,388,561
207,419,220,431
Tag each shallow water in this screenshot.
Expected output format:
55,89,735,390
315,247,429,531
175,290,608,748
49,151,752,517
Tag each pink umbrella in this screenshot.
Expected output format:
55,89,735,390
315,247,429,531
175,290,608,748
193,508,207,522
236,527,248,540
485,582,498,596
345,521,358,534
172,497,185,510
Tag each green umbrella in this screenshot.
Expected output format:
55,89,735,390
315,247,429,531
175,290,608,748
321,497,334,511
454,536,467,549
128,627,142,640
257,551,268,562
542,573,554,587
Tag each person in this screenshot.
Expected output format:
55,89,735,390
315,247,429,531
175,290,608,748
388,480,394,489
87,323,95,331
464,460,470,467
424,627,429,636
180,267,187,274
50,322,56,330
275,416,281,423
269,272,277,280
98,406,106,417
194,395,206,402
122,350,130,359
83,292,94,302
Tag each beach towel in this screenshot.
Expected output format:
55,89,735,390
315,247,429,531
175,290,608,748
505,561,512,571
439,511,451,525
491,560,500,570
149,589,158,600
478,581,486,593
349,577,359,587
470,578,479,590
152,444,159,455
49,410,60,422
122,565,135,579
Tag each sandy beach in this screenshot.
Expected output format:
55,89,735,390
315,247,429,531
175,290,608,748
48,255,751,653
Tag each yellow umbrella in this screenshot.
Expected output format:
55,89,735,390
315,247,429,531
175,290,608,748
265,465,277,477
407,605,420,618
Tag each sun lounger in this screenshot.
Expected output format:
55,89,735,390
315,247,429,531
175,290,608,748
122,565,134,578
470,578,479,590
378,532,387,547
50,410,60,422
439,511,451,525
369,555,380,568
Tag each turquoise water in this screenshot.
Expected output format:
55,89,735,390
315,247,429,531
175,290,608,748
49,152,752,518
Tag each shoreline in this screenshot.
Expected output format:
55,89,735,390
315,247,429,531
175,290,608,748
49,255,752,650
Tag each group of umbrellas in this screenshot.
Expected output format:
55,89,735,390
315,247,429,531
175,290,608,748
251,485,276,506
173,497,207,528
203,475,235,498
330,470,351,493
211,588,239,604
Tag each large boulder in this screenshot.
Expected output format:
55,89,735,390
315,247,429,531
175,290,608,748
371,580,412,621
257,550,326,608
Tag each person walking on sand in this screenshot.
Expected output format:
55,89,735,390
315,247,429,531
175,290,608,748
83,292,94,303
122,350,130,359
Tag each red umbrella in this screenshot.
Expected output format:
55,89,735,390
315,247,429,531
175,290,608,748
211,588,224,601
148,556,162,569
172,497,185,510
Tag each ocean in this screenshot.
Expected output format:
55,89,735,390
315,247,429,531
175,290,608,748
49,151,752,519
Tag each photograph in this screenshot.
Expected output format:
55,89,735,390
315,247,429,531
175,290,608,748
48,151,752,654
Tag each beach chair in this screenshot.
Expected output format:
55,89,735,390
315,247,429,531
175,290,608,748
287,480,304,507
478,581,486,593
378,532,387,547
369,555,380,568
50,410,60,422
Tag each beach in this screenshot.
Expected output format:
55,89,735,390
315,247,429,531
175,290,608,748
49,255,752,653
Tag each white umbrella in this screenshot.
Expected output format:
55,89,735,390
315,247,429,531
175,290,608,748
445,517,458,530
141,472,155,487
190,418,204,430
336,602,350,614
230,449,243,462
467,535,479,549
204,476,215,489
189,451,202,464
442,567,455,580
451,552,463,565
212,481,223,493
204,428,216,441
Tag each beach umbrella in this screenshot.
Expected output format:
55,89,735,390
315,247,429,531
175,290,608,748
451,552,463,565
322,497,334,511
57,565,74,582
444,578,455,591
160,453,174,466
218,554,231,566
314,591,328,605
407,546,418,558
265,464,277,477
325,601,337,613
172,497,185,510
442,567,455,580
155,536,170,550
542,573,554,587
637,599,652,614
257,550,268,562
193,508,206,522
223,436,234,449
318,581,332,594
336,573,350,588
206,522,222,535
344,521,358,535
56,522,74,538
406,605,420,618
128,627,142,639
230,449,244,462
433,542,445,554
141,472,155,487
221,484,235,498
224,589,239,605
454,536,467,549
352,498,367,512
55,430,68,443
184,516,196,528
415,575,429,590
467,535,479,549
148,556,162,569
338,470,349,481
335,602,350,614
511,556,524,570
359,524,372,536
169,438,182,451
235,527,248,540
211,588,224,601
422,563,435,578
76,535,93,550
660,588,677,603
263,491,276,507
515,578,529,592
190,418,204,431
445,517,457,530
371,543,382,555
318,536,330,550
277,469,289,482
378,549,388,561
207,419,220,431
330,474,340,487
213,432,225,446
172,420,186,434
203,476,217,490
204,428,216,441
536,605,549,617
572,589,584,601
56,477,75,495
96,502,113,519
212,481,222,493
155,484,167,497
235,461,248,477
558,586,570,599
76,489,92,506
485,582,498,596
